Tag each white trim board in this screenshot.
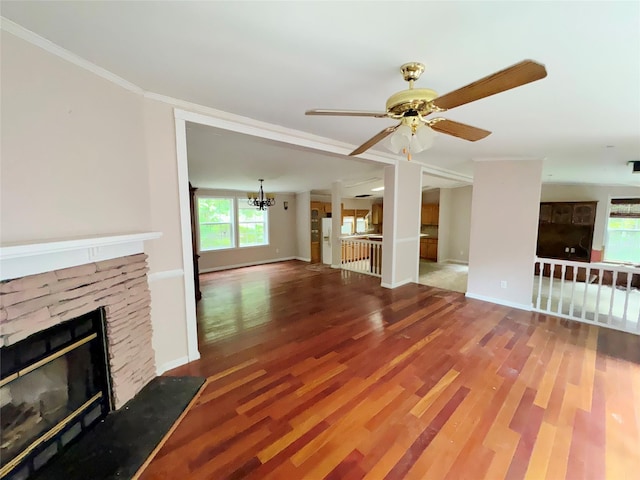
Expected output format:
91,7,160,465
381,278,414,289
148,269,184,283
0,232,161,281
465,292,532,312
200,257,297,273
156,355,190,376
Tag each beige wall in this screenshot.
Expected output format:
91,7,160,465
422,188,440,204
296,191,311,260
1,32,189,373
436,186,472,263
467,160,543,308
540,184,640,251
143,98,189,369
0,31,150,243
448,186,473,263
196,189,298,271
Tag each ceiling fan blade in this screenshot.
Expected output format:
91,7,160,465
429,119,491,142
306,109,388,118
349,124,401,156
432,60,547,110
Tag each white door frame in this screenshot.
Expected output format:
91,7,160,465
172,108,399,360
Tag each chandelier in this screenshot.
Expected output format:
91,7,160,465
247,179,275,210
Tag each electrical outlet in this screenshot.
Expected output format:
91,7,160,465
460,250,464,256
565,247,570,253
276,248,280,254
570,247,575,253
500,280,508,289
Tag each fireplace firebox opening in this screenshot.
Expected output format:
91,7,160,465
0,308,112,479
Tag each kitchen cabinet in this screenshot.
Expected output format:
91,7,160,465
421,204,439,225
536,201,597,262
372,204,383,225
322,202,332,214
420,238,438,261
310,202,322,263
572,203,596,225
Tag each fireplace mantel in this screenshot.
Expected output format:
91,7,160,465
0,232,161,281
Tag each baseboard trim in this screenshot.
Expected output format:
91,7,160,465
295,256,311,262
200,257,296,273
444,259,469,265
381,278,414,289
156,355,190,375
464,292,532,311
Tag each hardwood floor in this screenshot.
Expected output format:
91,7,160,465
140,260,640,479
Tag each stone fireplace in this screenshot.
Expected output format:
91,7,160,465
0,234,159,478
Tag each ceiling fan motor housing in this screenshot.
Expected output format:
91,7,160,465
386,88,439,116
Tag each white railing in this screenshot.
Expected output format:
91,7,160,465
341,238,382,277
533,257,640,334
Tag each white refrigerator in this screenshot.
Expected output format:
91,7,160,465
322,218,332,265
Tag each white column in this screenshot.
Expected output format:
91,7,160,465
466,159,543,309
331,181,343,268
381,161,423,288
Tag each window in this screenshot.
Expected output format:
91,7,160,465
605,198,640,264
237,204,268,247
342,216,354,235
197,196,269,251
198,197,234,250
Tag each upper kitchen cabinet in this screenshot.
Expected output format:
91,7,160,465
371,204,383,225
536,201,598,262
551,203,573,224
322,202,332,214
541,202,597,226
421,204,439,225
572,203,596,225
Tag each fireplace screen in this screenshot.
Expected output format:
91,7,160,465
0,308,111,479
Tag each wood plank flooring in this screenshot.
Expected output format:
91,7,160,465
140,260,640,479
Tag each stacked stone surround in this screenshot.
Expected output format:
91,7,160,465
0,254,156,408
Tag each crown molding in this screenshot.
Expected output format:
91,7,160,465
0,17,144,95
1,16,475,183
472,156,544,162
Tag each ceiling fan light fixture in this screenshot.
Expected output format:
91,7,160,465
386,123,436,156
388,124,412,153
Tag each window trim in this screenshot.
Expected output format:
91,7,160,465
196,195,236,252
236,197,270,248
603,195,640,265
196,194,271,253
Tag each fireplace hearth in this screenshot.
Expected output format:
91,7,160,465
1,308,111,479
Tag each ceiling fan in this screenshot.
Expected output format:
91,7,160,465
306,60,547,158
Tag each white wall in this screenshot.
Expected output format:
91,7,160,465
382,161,422,287
467,160,543,309
296,191,311,261
195,189,298,271
540,184,640,255
0,31,151,242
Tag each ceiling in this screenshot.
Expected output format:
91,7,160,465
3,1,640,188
